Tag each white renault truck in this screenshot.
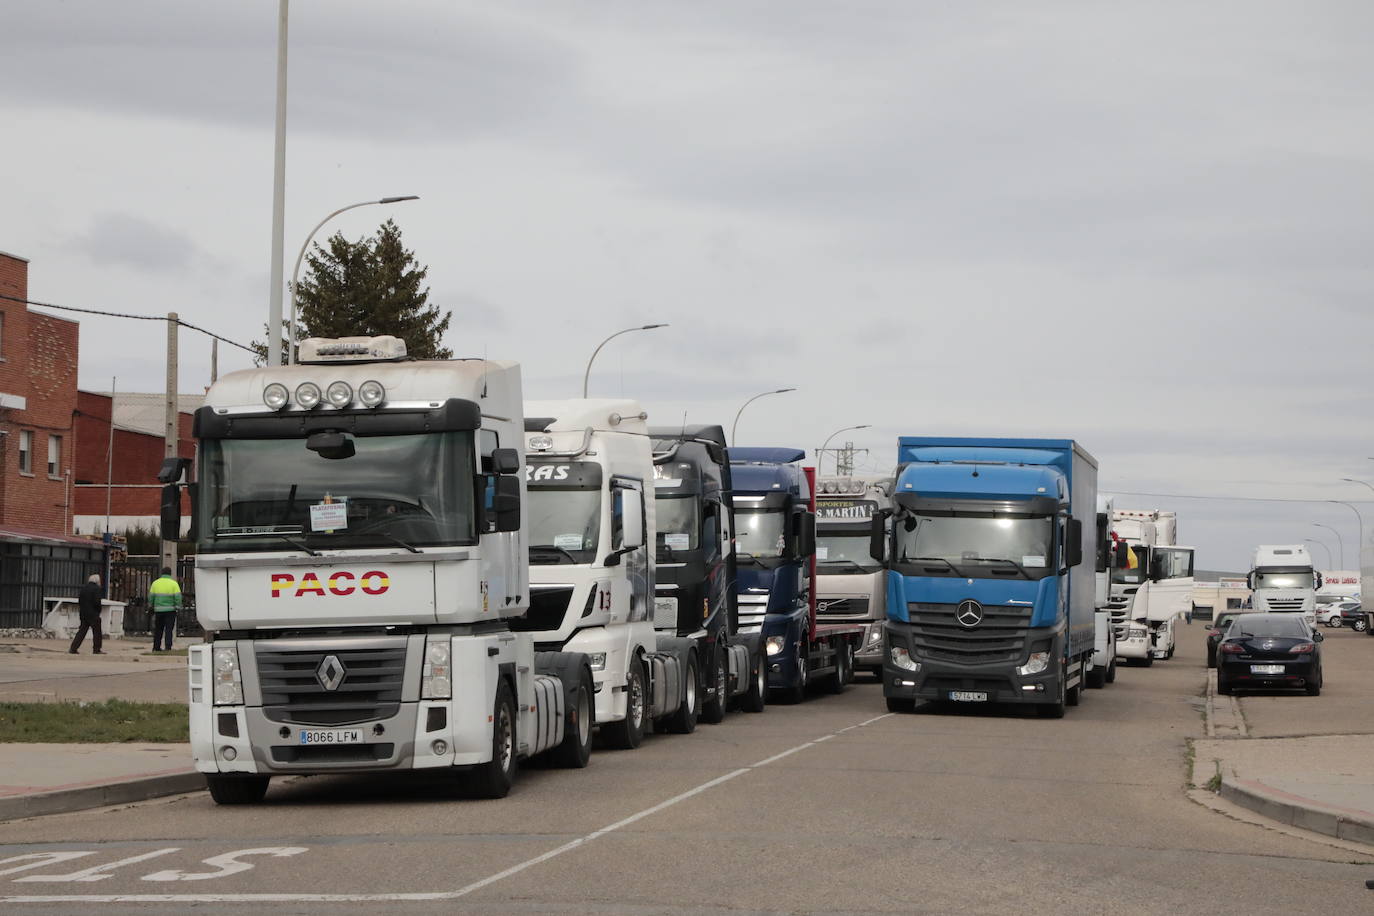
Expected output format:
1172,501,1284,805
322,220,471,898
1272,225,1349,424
1108,509,1195,663
1249,544,1320,625
814,476,890,677
174,336,595,804
521,399,698,747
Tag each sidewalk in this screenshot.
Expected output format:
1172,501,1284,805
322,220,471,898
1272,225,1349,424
0,636,198,821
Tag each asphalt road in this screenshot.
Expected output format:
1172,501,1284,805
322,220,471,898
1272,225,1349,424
2,627,1371,915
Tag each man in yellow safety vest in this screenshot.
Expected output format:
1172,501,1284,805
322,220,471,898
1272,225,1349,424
149,567,182,652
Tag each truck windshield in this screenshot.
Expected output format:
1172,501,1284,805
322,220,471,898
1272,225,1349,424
736,509,786,559
817,527,881,573
527,488,601,563
1111,545,1149,585
894,513,1054,580
1255,570,1314,590
197,432,476,552
655,496,699,554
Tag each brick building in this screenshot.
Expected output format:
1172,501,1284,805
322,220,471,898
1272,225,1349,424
0,251,81,537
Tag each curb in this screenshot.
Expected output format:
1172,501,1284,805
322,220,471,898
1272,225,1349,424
1219,777,1374,847
0,772,204,822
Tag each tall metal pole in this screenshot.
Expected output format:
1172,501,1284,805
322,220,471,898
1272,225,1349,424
104,376,116,535
730,388,796,446
162,314,179,573
816,424,870,475
267,0,289,367
1311,522,1343,568
581,324,668,397
210,339,218,384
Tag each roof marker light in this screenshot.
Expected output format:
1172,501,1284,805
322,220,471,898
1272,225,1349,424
295,382,322,410
326,380,354,408
263,383,289,410
358,379,386,408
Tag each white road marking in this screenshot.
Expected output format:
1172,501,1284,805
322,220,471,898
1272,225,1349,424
13,849,179,883
0,854,94,878
0,711,893,905
142,847,309,882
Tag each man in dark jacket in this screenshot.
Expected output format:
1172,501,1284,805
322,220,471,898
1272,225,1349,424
69,573,105,655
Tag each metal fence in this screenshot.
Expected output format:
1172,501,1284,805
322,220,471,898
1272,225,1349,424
112,555,200,637
0,540,106,629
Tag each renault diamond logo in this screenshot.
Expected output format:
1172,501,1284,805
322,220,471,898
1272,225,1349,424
316,655,347,691
956,600,984,628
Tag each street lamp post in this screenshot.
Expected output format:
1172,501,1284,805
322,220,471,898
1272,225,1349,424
1305,538,1333,569
581,324,669,397
817,424,871,475
731,388,796,446
1312,522,1344,568
286,196,420,364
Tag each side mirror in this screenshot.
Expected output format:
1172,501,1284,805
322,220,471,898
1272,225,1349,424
1313,631,1324,642
491,447,520,475
160,484,180,541
1064,517,1083,569
870,509,891,563
493,475,521,532
1115,543,1130,568
620,488,644,550
1315,571,1324,590
1246,572,1255,590
799,510,816,559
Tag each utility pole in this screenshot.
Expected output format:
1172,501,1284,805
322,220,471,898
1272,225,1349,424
162,313,179,573
834,441,869,477
210,338,218,384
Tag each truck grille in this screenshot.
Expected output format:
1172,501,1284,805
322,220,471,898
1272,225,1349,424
817,597,870,619
511,586,573,633
256,641,407,727
907,602,1033,664
1265,599,1304,610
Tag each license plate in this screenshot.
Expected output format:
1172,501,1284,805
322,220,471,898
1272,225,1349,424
949,691,988,702
1250,664,1284,675
299,729,363,745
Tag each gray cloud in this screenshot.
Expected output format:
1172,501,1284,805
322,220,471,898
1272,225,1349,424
70,212,201,272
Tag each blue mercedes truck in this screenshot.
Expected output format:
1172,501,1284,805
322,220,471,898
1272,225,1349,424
731,448,861,702
875,437,1098,718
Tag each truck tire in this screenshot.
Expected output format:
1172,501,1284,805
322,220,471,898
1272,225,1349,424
1140,654,1154,668
739,648,767,713
886,696,916,714
468,679,517,799
549,665,594,768
665,653,700,734
827,639,851,694
1086,663,1106,689
1038,672,1066,718
602,658,647,750
780,643,808,704
700,646,728,724
1066,667,1082,707
205,774,269,806
1105,656,1117,684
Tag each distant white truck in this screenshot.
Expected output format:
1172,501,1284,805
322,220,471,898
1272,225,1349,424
1088,496,1118,687
1108,509,1196,662
1249,544,1319,626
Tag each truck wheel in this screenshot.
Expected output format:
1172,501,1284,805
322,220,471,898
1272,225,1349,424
549,665,594,768
1105,656,1117,684
1066,667,1082,707
468,679,517,798
1086,663,1105,689
827,640,851,694
665,653,700,734
886,696,916,714
1140,654,1154,668
700,646,728,724
205,774,269,806
1165,645,1174,660
780,644,808,704
602,659,646,750
739,649,766,713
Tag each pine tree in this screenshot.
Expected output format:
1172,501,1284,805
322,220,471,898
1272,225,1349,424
253,219,453,362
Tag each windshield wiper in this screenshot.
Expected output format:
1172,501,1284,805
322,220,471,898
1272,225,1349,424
378,533,422,554
275,534,320,557
530,545,578,564
904,556,957,574
976,557,1033,579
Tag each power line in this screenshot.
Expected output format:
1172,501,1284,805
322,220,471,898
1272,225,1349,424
1103,489,1372,505
0,293,255,354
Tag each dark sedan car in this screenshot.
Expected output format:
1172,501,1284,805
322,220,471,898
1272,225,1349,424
1206,612,1244,668
1337,603,1366,632
1216,613,1323,696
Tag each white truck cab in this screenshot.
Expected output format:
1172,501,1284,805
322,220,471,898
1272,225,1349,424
182,336,594,803
1108,509,1195,663
1249,544,1319,626
814,476,890,675
522,400,697,746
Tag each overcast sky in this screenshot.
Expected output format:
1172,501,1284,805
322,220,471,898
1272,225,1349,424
3,1,1372,572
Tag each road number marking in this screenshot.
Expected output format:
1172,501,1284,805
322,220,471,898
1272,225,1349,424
142,848,308,882
13,849,179,883
0,854,95,878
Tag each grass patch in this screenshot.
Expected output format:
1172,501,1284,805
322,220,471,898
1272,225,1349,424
0,699,188,743
141,649,188,657
1206,762,1223,793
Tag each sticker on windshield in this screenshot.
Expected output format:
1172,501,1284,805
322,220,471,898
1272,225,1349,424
816,547,829,560
309,502,348,532
1022,555,1046,568
554,534,584,551
664,533,690,550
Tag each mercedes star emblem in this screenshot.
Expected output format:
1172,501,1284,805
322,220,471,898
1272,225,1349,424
316,655,347,691
956,599,984,628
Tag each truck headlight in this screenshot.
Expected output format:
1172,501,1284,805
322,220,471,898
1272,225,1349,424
890,646,920,672
212,644,243,705
765,635,786,656
587,652,607,672
866,627,883,646
1017,651,1050,676
422,637,451,699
